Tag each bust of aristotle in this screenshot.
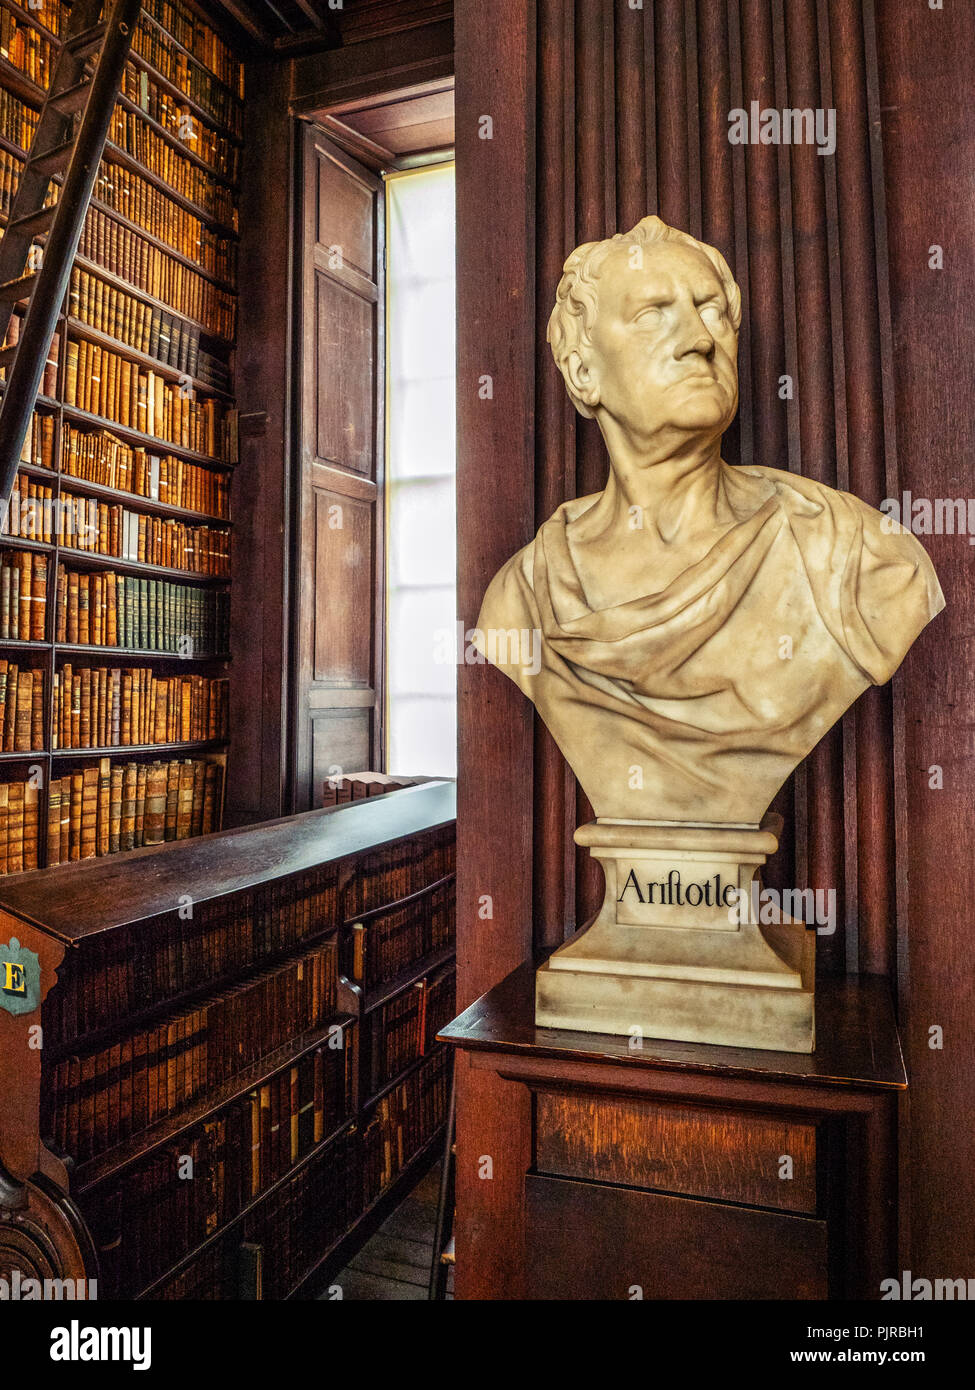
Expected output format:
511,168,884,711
475,216,944,825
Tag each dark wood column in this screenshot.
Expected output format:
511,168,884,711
875,0,975,1277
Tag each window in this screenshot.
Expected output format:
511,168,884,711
383,163,457,778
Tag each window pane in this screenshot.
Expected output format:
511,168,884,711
385,164,456,778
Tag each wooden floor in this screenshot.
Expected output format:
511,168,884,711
324,1162,453,1300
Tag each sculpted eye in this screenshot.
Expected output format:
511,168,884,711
634,305,664,325
700,302,724,324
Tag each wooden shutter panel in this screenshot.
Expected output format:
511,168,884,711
294,125,386,809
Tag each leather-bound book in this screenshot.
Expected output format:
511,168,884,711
30,552,46,640
120,762,137,852
80,765,99,859
175,759,194,840
18,549,31,640
164,760,179,839
46,778,62,866
143,762,167,846
7,781,25,874
97,756,110,856
14,669,31,752
109,763,123,853
134,761,149,845
191,758,206,837
22,781,39,870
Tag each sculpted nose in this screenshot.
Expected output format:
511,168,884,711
675,309,715,359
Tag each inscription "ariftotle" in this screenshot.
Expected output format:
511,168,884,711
618,868,737,909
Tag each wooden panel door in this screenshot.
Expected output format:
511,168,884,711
295,125,386,810
525,1173,829,1300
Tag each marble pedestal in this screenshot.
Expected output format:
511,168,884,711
535,815,815,1053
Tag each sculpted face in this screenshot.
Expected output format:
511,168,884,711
572,239,739,445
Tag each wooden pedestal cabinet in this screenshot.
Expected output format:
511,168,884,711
440,964,906,1300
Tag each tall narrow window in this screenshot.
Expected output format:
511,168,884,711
384,163,456,777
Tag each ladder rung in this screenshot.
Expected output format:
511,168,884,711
29,141,74,176
63,22,107,61
0,274,38,304
49,81,92,115
8,207,56,239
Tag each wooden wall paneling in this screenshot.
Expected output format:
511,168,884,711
294,127,386,810
526,1173,829,1299
875,0,975,1277
454,0,536,1300
290,19,454,115
534,0,578,951
231,59,296,825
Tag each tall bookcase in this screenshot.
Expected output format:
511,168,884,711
0,781,456,1300
0,0,242,872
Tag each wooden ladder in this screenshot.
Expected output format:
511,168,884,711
0,0,142,512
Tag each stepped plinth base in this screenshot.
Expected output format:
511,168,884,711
535,816,816,1053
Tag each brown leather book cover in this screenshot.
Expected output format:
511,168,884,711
134,761,149,845
22,781,39,871
108,762,123,854
6,781,24,874
46,778,61,866
143,762,167,846
80,765,99,859
120,762,137,851
97,756,110,856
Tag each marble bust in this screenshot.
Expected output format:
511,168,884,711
477,216,944,826
475,216,944,1052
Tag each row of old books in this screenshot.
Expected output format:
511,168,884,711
0,777,40,873
64,339,236,461
1,314,60,394
154,1128,361,1301
84,1032,357,1298
368,965,457,1093
71,266,232,392
0,657,42,748
108,105,238,229
19,410,55,469
44,867,343,1045
4,472,54,541
0,547,46,640
347,876,456,991
45,755,224,867
320,772,421,805
56,493,231,577
352,823,456,916
92,161,236,285
54,567,230,654
62,424,230,517
143,0,244,99
78,205,237,341
0,6,55,88
0,660,42,751
3,475,230,574
0,78,37,150
120,62,241,184
361,1048,451,1209
71,265,210,377
45,937,338,1165
132,11,243,142
53,666,229,749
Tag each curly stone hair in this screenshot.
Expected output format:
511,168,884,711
546,215,742,418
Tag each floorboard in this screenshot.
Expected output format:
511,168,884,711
324,1161,453,1300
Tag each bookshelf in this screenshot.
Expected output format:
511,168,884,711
0,780,456,1300
0,0,243,873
